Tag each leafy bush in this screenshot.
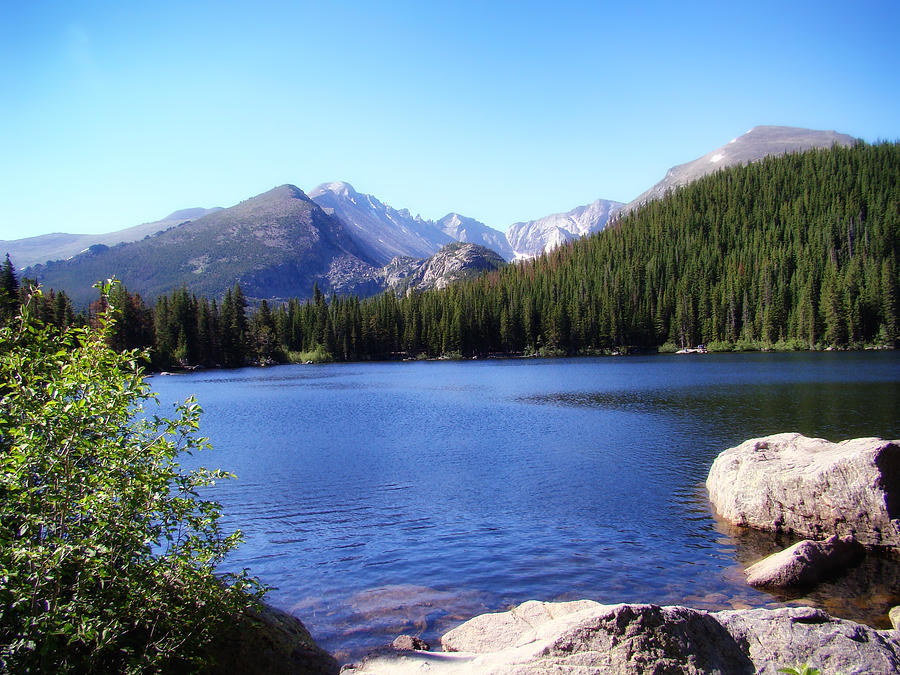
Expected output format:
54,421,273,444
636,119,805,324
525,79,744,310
657,341,678,354
287,344,334,363
0,283,264,673
778,664,821,675
705,340,734,352
773,337,809,352
733,337,762,352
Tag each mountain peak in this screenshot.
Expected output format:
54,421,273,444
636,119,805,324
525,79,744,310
309,181,358,199
620,125,856,216
253,184,309,202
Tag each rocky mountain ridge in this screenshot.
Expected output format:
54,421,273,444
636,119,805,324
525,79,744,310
506,198,624,259
619,125,857,217
13,125,860,304
25,186,506,306
379,242,506,293
1,207,223,269
308,181,453,263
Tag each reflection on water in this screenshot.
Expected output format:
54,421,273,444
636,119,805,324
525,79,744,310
150,352,900,662
711,514,900,629
525,381,900,443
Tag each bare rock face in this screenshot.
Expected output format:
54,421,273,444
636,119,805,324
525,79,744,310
380,242,505,293
706,433,900,547
442,601,751,674
505,198,623,259
745,535,865,587
343,601,900,674
715,606,900,675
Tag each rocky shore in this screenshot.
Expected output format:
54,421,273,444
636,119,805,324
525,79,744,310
250,434,900,673
342,599,900,674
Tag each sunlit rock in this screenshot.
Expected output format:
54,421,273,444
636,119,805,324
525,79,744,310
744,535,864,587
343,600,900,674
706,433,900,547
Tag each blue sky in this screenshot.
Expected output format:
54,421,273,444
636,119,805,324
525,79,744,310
1,0,898,240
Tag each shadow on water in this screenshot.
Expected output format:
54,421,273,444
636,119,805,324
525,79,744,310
523,381,900,442
523,381,900,632
710,515,900,630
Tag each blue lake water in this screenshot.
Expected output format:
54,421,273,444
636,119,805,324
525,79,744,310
150,352,900,661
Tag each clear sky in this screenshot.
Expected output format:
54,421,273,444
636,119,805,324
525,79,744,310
1,0,898,240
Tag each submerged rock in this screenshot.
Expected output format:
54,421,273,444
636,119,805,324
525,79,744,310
706,433,900,547
392,635,429,651
745,535,865,588
343,600,900,674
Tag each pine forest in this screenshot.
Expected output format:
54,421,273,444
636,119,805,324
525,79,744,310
3,142,898,368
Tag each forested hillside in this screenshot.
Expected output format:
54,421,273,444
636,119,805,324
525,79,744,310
268,141,897,361
7,142,898,367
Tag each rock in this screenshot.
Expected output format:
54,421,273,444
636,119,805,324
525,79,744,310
439,599,601,653
392,635,429,651
209,601,339,675
443,601,752,673
344,600,900,674
745,535,865,587
891,606,900,631
715,606,900,674
706,433,900,547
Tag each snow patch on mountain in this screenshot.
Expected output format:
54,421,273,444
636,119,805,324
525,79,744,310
505,198,624,259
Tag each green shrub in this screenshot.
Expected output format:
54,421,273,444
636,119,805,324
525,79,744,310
536,346,567,358
0,283,264,673
286,344,334,363
705,340,734,352
773,337,809,352
734,337,762,352
657,341,678,353
778,664,821,675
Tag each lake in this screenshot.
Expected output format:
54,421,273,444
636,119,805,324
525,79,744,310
150,351,900,662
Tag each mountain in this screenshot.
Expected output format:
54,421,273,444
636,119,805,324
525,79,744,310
15,125,863,303
308,181,453,263
1,208,222,269
304,141,895,360
505,199,624,259
380,242,506,293
436,213,514,261
26,185,377,306
310,182,520,262
25,186,509,306
619,125,857,216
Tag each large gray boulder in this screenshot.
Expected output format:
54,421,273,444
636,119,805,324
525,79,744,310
342,600,900,674
715,605,900,674
745,535,865,587
209,601,339,674
706,433,900,547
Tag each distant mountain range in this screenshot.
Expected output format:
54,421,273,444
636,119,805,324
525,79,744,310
1,208,223,269
308,181,452,262
14,125,857,305
24,185,505,305
506,199,624,260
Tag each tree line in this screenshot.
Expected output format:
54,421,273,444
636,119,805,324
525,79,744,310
4,142,898,368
